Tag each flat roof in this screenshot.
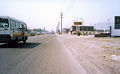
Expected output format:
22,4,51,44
72,25,94,27
0,16,26,24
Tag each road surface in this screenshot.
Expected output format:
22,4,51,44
1,34,120,74
0,35,85,74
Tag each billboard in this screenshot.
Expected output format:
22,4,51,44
74,22,82,25
115,16,120,29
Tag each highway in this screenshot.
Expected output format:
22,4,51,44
0,35,85,74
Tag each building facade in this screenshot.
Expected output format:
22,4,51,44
70,21,94,35
111,16,120,37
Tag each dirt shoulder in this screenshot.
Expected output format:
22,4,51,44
58,34,120,74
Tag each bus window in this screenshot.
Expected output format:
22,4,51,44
22,24,25,30
22,24,27,31
16,22,20,29
19,23,22,28
10,20,15,30
0,18,9,28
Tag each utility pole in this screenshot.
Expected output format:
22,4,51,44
60,12,63,34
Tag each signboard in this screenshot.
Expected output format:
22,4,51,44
115,16,120,29
74,22,82,25
76,26,80,31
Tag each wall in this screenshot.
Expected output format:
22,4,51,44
111,16,120,36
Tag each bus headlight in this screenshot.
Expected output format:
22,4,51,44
4,28,8,30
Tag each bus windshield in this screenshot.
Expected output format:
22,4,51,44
0,18,9,28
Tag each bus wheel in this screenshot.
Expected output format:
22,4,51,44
14,37,18,43
23,40,26,44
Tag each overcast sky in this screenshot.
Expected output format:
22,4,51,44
0,0,120,31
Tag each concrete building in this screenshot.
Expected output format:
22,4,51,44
111,16,120,37
62,28,70,34
70,21,94,35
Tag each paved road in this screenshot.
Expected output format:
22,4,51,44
0,35,85,74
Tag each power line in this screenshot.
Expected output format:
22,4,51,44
64,0,78,14
61,0,78,27
58,0,77,32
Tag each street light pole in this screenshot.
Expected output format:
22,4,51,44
79,18,84,25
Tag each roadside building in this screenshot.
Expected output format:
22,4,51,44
62,28,70,34
70,21,94,35
111,16,120,37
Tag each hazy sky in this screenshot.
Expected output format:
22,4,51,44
0,0,120,31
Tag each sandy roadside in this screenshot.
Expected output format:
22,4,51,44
58,34,120,74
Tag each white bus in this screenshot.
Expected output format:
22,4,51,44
0,16,28,43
